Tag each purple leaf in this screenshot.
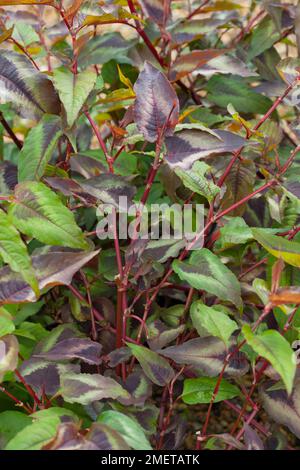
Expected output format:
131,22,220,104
260,378,300,439
0,249,99,304
133,62,179,142
243,424,264,450
159,337,249,377
34,337,102,365
165,128,245,170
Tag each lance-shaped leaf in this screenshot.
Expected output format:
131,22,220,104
0,335,19,381
260,378,300,438
252,228,300,268
165,129,245,170
0,51,60,119
98,410,152,450
195,54,257,78
175,161,220,202
10,182,89,249
0,208,38,294
190,302,238,346
133,62,179,142
173,249,242,309
80,173,136,208
34,337,102,365
158,337,249,377
182,377,240,404
242,325,296,394
53,67,96,127
127,343,175,386
18,115,62,182
59,372,130,405
171,49,225,80
0,249,99,304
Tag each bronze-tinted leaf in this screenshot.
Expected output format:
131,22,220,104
133,62,179,142
270,287,300,305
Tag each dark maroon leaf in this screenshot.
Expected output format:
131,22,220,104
133,62,179,142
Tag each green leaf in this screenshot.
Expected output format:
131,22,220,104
246,16,280,62
175,161,220,202
12,22,39,47
10,182,89,250
18,115,62,182
53,67,96,127
0,308,15,337
127,343,175,386
242,325,296,394
5,416,59,450
97,411,152,450
182,377,240,404
206,75,273,114
190,302,238,346
0,411,31,448
252,228,300,268
0,209,38,294
173,249,242,309
216,217,253,250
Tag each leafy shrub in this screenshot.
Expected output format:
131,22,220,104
0,0,300,451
